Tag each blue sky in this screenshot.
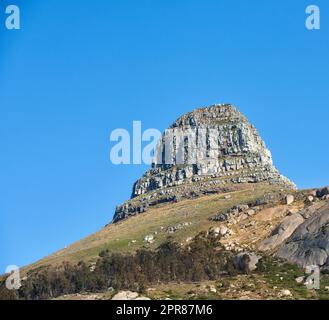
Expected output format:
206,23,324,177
0,0,328,271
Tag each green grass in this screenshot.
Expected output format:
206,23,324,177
259,256,324,300
24,182,281,274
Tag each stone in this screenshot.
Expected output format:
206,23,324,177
310,190,317,197
209,286,217,293
234,252,260,273
285,195,294,205
246,209,256,216
299,202,325,219
113,104,296,222
210,227,221,237
112,291,139,300
259,213,304,251
211,203,253,222
235,204,249,212
219,225,229,236
210,225,230,237
166,222,191,234
277,202,329,268
316,187,329,198
307,196,314,202
295,276,304,284
144,234,154,243
280,289,292,297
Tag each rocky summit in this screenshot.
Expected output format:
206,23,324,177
113,104,295,223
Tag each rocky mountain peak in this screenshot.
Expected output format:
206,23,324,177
169,104,246,127
113,104,295,223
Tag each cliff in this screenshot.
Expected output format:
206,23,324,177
113,104,295,223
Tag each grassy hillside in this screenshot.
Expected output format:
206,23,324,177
25,182,285,273
4,181,328,300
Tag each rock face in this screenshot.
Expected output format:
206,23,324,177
277,202,329,268
259,214,305,252
113,104,295,222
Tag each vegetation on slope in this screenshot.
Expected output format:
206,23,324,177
25,183,281,272
1,233,243,300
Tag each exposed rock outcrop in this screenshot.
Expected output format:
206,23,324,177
259,214,305,252
276,202,329,268
113,104,295,223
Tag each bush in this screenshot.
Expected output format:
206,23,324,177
4,234,241,300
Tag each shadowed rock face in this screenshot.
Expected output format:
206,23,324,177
113,104,295,223
259,214,305,252
277,202,329,268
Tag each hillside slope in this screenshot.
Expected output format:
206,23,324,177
25,183,280,272
14,181,329,301
3,104,328,300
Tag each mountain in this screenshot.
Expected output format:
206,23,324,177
114,104,295,222
1,104,329,300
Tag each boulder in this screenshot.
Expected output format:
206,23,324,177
112,291,139,300
280,289,292,297
211,203,252,222
209,226,230,237
219,225,229,236
295,276,304,284
209,227,221,237
310,190,317,197
235,204,249,212
209,285,217,293
144,234,154,243
316,187,329,198
285,195,294,205
259,213,304,251
166,222,192,234
246,209,256,216
307,196,314,203
277,202,329,268
234,252,260,273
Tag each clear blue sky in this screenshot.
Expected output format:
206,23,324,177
1,0,328,272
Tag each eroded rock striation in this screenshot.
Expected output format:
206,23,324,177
113,104,295,223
